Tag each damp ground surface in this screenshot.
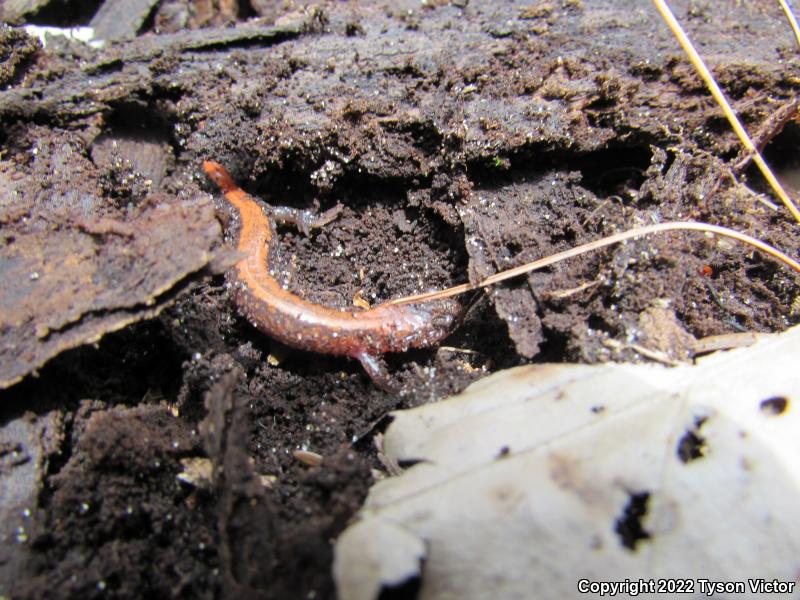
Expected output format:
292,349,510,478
1,1,799,598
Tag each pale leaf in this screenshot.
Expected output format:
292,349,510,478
334,326,800,599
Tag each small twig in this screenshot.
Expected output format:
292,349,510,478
374,434,403,477
293,450,323,467
543,279,601,300
733,100,799,172
779,0,800,48
602,338,682,367
743,188,780,212
652,0,800,223
437,345,481,355
388,221,800,306
690,331,762,355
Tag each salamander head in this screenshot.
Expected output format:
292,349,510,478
203,161,238,193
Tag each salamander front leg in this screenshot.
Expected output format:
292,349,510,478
354,351,397,392
269,204,343,236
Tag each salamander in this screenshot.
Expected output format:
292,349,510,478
203,160,461,384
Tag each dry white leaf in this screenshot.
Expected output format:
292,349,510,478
334,326,800,600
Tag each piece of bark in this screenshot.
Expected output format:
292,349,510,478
0,410,64,586
459,174,591,357
89,0,161,42
90,129,172,190
0,188,220,389
0,16,308,125
0,24,40,89
200,371,277,598
1,0,51,22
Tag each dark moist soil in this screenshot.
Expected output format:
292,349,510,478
1,1,799,598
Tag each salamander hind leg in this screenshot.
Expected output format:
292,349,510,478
354,351,397,393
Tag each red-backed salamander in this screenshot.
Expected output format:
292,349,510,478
203,161,462,385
